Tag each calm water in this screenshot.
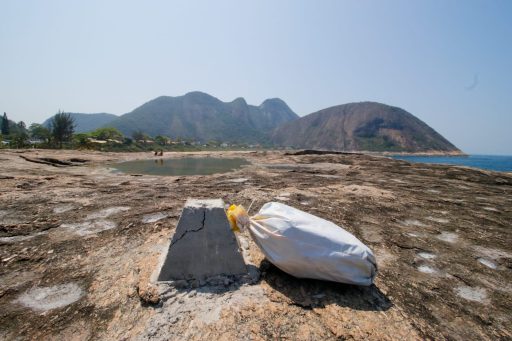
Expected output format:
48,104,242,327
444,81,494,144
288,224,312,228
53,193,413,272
113,157,250,176
391,155,512,172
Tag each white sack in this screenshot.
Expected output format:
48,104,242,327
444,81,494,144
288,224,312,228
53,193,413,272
249,202,377,286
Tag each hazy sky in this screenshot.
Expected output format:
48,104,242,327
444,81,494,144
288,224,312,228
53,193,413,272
1,0,511,154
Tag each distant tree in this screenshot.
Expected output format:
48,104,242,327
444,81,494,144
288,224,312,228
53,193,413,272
17,121,26,131
12,122,29,148
29,123,51,143
12,132,29,148
154,135,169,146
133,131,142,140
132,130,150,145
1,113,9,135
73,133,91,148
90,127,123,141
50,111,75,148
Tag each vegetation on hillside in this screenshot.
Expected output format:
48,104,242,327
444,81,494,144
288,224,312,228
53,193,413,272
2,99,460,154
41,112,118,133
1,111,264,152
1,112,32,148
94,92,298,144
1,111,74,149
271,102,461,153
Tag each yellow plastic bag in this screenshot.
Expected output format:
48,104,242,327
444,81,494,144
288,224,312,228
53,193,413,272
226,204,249,232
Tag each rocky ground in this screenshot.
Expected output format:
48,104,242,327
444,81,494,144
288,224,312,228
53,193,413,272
0,149,511,340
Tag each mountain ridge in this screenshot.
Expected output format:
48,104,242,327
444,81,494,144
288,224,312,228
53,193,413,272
42,113,118,133
38,94,460,153
104,92,298,143
271,101,461,153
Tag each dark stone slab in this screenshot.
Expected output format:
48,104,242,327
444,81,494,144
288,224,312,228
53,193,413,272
157,199,247,281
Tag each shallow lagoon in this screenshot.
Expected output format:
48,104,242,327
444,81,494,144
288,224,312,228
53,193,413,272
112,157,250,176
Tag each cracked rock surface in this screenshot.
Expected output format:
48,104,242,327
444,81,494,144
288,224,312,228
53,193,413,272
157,199,247,281
0,149,511,340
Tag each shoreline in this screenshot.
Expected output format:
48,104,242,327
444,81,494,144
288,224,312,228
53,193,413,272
375,150,467,157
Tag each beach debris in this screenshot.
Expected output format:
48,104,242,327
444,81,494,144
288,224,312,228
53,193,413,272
227,202,377,286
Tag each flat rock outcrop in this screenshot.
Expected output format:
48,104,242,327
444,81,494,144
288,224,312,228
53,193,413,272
0,149,510,340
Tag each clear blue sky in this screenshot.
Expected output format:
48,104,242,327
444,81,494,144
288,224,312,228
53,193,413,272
1,0,511,154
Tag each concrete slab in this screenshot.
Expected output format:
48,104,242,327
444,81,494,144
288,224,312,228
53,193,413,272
157,199,247,281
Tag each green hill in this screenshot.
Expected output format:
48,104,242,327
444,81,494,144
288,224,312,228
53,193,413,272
43,113,117,133
106,92,298,143
271,102,461,153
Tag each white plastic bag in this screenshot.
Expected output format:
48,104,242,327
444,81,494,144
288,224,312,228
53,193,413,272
228,202,377,286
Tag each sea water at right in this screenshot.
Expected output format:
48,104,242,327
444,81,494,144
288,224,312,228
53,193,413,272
391,155,512,172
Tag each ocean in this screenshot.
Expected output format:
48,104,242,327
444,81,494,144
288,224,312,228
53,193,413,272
390,154,512,172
